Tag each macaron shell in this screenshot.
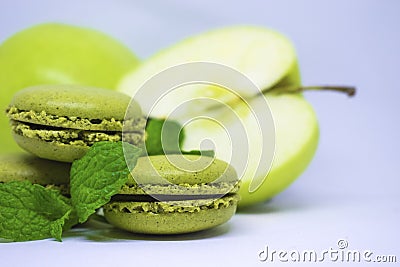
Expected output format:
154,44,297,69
127,154,239,186
103,195,238,234
0,153,71,185
12,133,90,162
8,85,142,122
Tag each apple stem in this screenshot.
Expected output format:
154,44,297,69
205,85,356,111
268,85,356,97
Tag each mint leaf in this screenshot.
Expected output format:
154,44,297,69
0,181,73,242
70,141,142,223
145,118,184,155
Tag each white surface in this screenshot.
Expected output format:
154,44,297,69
0,0,399,266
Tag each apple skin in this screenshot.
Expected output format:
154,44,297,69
0,23,140,153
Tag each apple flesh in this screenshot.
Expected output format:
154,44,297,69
0,23,140,153
118,26,318,207
118,26,300,106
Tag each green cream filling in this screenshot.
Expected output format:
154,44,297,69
11,120,144,147
6,106,146,132
119,181,240,195
103,194,240,214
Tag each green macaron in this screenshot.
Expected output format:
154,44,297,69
103,154,240,235
6,85,145,162
0,153,71,195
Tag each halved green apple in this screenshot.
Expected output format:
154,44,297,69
118,26,318,207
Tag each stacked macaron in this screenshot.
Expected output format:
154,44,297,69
104,154,240,234
6,85,145,162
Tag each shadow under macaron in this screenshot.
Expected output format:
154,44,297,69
62,217,231,242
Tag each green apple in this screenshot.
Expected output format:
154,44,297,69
0,23,140,153
117,26,348,207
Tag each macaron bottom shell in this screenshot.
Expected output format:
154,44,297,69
11,127,144,163
103,195,239,235
12,133,89,163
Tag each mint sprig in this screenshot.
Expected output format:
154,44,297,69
70,141,142,223
0,181,74,242
1,121,211,242
0,141,141,242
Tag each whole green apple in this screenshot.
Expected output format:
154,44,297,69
0,23,140,153
118,26,354,207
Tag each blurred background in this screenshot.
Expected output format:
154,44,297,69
0,0,398,266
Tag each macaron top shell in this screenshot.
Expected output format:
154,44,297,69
7,85,142,130
127,154,239,186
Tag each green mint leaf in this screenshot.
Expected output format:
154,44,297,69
145,118,185,155
70,141,142,223
0,181,74,242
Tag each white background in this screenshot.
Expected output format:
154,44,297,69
0,0,399,266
